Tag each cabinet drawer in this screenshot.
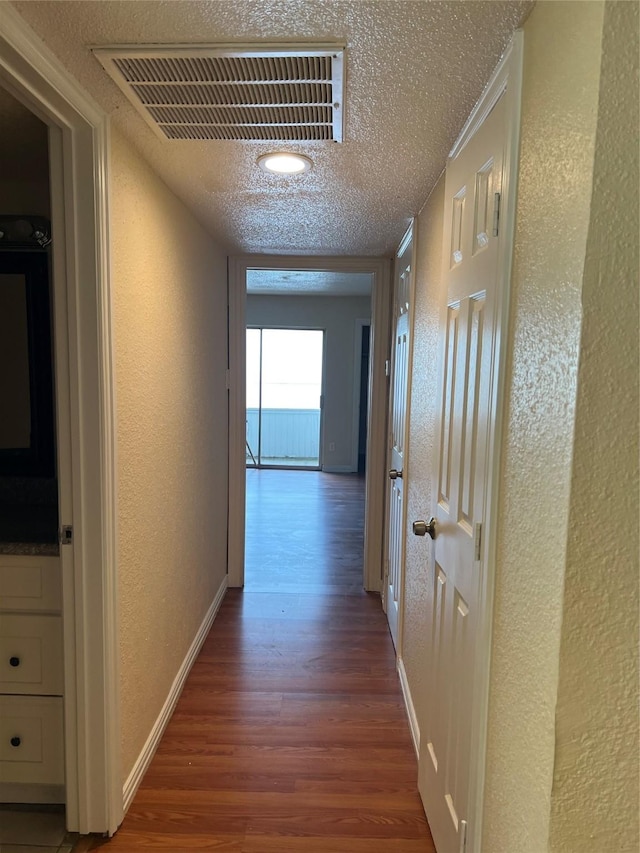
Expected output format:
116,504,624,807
0,614,63,695
0,695,64,785
0,556,62,612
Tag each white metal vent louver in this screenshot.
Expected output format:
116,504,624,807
93,45,345,142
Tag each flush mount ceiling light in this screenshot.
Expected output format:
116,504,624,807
257,152,313,175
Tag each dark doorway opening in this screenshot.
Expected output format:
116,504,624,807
357,324,370,474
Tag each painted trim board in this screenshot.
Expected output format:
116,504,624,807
397,656,420,758
0,4,120,834
122,576,228,812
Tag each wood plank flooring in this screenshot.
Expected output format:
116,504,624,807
94,470,435,852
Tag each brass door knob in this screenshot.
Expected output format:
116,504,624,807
413,518,436,540
388,469,403,480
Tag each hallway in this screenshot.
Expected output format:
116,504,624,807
100,470,434,851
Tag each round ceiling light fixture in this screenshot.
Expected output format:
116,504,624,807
257,152,313,175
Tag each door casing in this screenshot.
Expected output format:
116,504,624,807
228,255,392,592
0,6,122,834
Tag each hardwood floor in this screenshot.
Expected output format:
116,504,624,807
95,470,435,852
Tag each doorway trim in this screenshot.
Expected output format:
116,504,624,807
228,255,391,591
0,6,122,835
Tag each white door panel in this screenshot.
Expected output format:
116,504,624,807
385,230,413,649
419,93,506,853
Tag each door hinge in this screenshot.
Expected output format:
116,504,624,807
492,192,501,237
385,358,391,377
459,819,468,853
474,523,482,561
59,525,73,546
225,369,230,390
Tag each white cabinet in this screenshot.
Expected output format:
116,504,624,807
0,614,63,695
0,696,64,785
0,554,64,801
0,557,62,612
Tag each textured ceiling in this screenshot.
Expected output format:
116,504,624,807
9,0,534,256
247,269,372,296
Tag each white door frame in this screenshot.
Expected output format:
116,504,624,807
228,255,391,592
441,32,524,852
0,6,122,835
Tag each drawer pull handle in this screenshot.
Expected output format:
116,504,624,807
9,656,20,667
10,736,21,748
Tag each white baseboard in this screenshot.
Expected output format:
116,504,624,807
397,656,420,757
122,574,228,812
322,465,356,473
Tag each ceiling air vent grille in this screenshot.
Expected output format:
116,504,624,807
93,45,345,143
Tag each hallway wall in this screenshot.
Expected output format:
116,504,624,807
549,2,639,849
246,294,371,471
110,127,229,782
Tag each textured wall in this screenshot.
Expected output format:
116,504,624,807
246,294,371,471
482,3,605,850
549,3,640,850
110,128,229,782
403,177,445,733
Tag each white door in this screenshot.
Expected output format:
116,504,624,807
385,228,413,649
418,93,506,853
